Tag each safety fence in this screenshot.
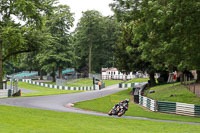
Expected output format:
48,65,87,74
0,80,20,98
139,95,157,112
22,79,96,91
0,89,20,98
139,95,200,117
0,90,9,98
119,82,148,88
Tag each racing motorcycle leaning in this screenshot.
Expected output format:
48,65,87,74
108,99,129,117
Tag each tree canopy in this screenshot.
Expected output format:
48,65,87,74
0,0,58,87
73,10,120,74
111,0,200,84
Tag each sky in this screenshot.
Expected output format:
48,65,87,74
59,0,114,31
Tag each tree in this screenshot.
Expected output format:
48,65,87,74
113,0,200,84
136,0,200,82
74,10,103,74
73,10,120,74
110,0,141,23
0,0,56,88
37,4,74,82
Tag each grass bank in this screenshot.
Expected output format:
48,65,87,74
146,82,200,105
0,105,199,133
75,88,200,123
17,82,81,97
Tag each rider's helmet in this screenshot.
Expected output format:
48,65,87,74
125,98,129,103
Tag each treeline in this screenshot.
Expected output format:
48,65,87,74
1,0,120,84
110,0,200,85
1,0,200,86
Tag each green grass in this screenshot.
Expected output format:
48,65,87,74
45,79,122,87
17,82,81,97
146,82,200,105
75,88,200,123
65,78,93,87
0,105,199,133
124,78,149,83
44,82,56,85
103,80,122,87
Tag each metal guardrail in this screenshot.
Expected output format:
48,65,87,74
139,95,157,112
139,95,200,117
157,101,176,114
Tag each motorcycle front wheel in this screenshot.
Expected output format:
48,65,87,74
117,111,125,117
108,110,113,115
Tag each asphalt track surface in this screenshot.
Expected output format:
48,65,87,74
0,84,200,125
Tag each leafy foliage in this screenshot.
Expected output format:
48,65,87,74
73,10,120,73
36,4,74,81
112,0,200,83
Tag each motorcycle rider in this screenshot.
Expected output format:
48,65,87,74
108,99,129,116
119,99,129,111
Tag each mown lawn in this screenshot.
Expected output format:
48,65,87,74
17,82,81,97
104,80,122,87
0,105,199,133
45,79,122,87
75,88,200,123
146,82,200,105
124,78,149,83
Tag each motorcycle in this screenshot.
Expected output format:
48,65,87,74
108,99,129,117
108,104,120,115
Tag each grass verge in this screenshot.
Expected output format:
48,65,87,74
0,105,199,133
75,88,200,123
44,79,122,87
124,78,149,83
17,82,81,97
146,82,200,105
103,80,122,87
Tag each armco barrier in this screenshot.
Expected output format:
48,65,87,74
139,95,157,112
157,101,176,114
119,82,148,88
139,95,200,117
22,79,95,91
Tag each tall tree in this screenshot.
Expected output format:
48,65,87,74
37,4,74,82
74,10,103,74
0,0,56,88
73,11,120,74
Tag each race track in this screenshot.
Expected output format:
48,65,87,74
0,84,199,125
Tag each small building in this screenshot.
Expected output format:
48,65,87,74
101,68,136,80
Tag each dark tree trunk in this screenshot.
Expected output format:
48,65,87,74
89,43,92,74
40,70,43,80
149,72,156,86
0,41,3,89
58,68,62,79
197,70,200,83
51,69,56,82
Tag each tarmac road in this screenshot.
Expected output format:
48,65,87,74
0,84,199,125
0,84,125,114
